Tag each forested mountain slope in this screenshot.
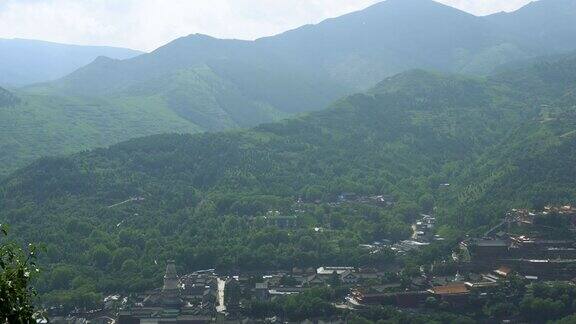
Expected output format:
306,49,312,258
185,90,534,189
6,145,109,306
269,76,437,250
1,57,563,304
486,0,576,55
5,71,521,205
5,0,576,176
0,38,142,87
442,54,576,227
0,92,198,176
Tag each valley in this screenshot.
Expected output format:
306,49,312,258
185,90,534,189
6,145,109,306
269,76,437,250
2,0,576,323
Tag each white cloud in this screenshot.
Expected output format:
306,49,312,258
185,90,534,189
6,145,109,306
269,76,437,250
0,0,535,51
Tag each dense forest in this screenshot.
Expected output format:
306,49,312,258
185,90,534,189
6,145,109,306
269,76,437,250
3,53,576,306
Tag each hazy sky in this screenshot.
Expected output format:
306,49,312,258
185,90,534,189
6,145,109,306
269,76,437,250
0,0,535,51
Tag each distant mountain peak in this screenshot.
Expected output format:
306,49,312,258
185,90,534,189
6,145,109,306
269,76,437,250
93,56,116,64
184,33,217,40
371,0,467,12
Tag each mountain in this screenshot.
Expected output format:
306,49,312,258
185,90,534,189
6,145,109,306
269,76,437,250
6,51,576,304
5,0,576,176
0,38,142,87
43,0,566,99
259,0,502,87
487,0,576,54
31,0,576,116
29,0,505,108
443,53,576,227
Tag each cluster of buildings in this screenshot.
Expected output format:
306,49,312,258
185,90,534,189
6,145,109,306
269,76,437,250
50,205,576,323
510,205,576,227
412,214,438,242
337,193,396,208
347,264,515,309
349,206,576,310
458,205,576,281
68,263,406,323
460,236,576,281
118,261,217,324
223,266,391,306
390,214,443,254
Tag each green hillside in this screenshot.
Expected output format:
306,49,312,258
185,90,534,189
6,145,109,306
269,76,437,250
4,54,571,305
0,92,199,176
441,54,576,228
4,0,576,176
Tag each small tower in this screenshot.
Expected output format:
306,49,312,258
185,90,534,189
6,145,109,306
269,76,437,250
161,260,183,308
163,260,179,292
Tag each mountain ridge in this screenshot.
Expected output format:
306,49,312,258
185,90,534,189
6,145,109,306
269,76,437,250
4,0,576,175
0,38,142,87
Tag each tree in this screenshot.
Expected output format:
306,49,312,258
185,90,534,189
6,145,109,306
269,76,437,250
91,245,112,269
520,297,565,322
418,194,435,213
120,259,139,273
0,224,39,323
425,296,438,309
50,266,75,290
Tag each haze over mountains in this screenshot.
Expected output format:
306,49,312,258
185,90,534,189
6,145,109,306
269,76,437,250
2,0,576,176
0,38,142,87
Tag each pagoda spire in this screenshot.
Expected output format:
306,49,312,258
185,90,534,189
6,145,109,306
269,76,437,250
162,260,179,292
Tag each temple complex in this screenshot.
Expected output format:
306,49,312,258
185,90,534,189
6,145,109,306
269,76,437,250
118,261,217,324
